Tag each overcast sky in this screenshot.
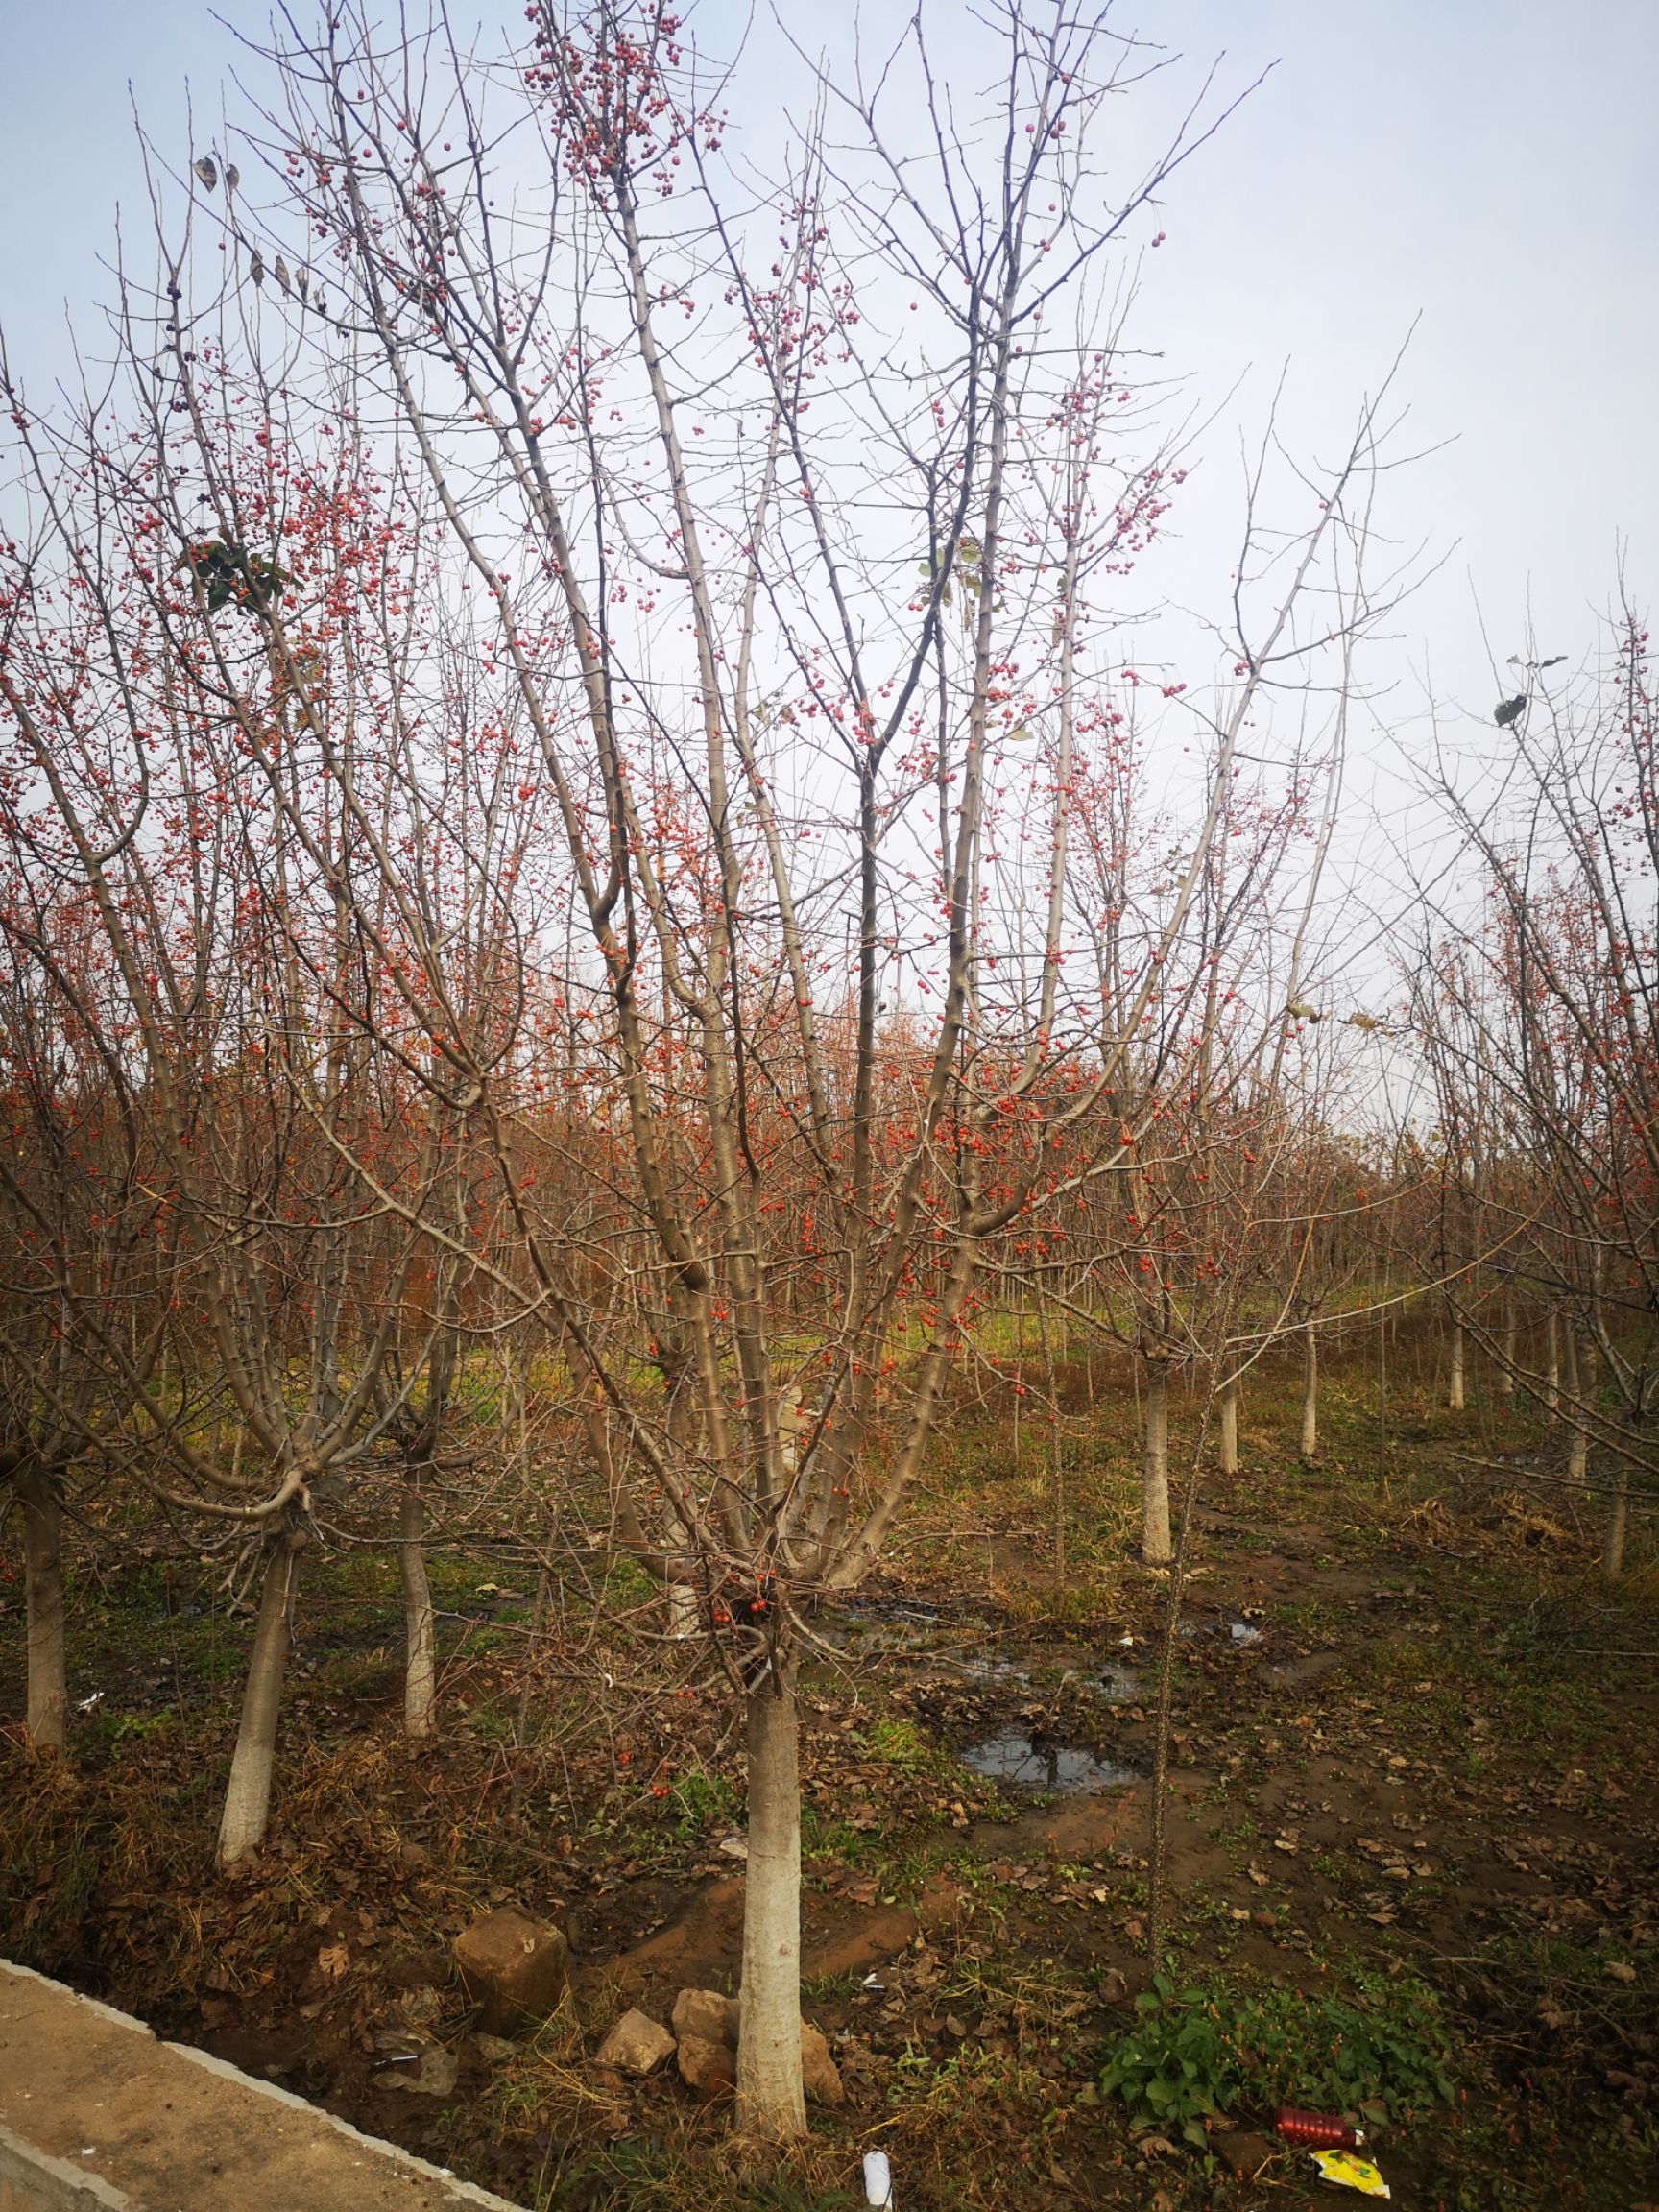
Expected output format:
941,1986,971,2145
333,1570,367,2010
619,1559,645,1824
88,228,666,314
1,0,1654,932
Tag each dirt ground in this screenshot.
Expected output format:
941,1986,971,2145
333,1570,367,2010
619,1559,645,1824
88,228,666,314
2,1344,1656,2210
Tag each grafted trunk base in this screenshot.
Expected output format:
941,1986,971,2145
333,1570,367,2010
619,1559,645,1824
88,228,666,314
735,1672,806,2142
1601,1469,1627,1580
1300,1323,1319,1461
1217,1380,1238,1476
218,1529,304,1866
18,1460,68,1753
399,1482,437,1738
1142,1363,1171,1565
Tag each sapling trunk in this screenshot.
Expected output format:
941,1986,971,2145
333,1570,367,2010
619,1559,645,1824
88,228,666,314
735,1669,806,2142
1300,1323,1319,1461
1600,1463,1627,1580
663,1492,700,1638
217,1528,304,1866
1568,1424,1589,1487
1142,1360,1171,1566
1499,1303,1517,1403
1564,1330,1590,1486
17,1459,67,1753
665,1580,700,1638
399,1479,437,1738
1217,1378,1238,1476
1038,1301,1064,1578
1447,1320,1466,1411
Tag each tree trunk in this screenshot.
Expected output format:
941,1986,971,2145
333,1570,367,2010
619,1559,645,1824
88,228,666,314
399,1479,437,1738
1447,1320,1465,1411
17,1459,68,1753
665,1579,701,1638
1544,1311,1559,1410
1499,1303,1517,1403
1600,1463,1627,1580
1217,1376,1238,1474
1563,1329,1589,1485
1039,1302,1064,1578
1300,1323,1319,1461
217,1528,303,1866
1142,1360,1171,1565
735,1671,806,2142
1567,1423,1589,1482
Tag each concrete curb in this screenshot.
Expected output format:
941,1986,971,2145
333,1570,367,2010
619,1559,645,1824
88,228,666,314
0,2123,137,2212
0,1960,525,2212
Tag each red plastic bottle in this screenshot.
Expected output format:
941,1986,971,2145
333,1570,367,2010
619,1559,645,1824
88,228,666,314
1275,2105,1363,2150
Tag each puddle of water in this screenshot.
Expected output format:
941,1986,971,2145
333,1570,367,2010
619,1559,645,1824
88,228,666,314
1179,1616,1263,1647
955,1653,1140,1699
958,1656,1032,1685
819,1599,995,1662
960,1732,1134,1793
841,1598,945,1626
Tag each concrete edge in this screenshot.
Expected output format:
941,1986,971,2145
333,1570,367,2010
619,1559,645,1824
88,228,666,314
0,2122,137,2212
0,1963,156,2044
157,2044,525,2211
0,1961,523,2212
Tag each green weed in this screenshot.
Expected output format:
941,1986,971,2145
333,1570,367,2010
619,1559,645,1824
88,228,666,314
1098,1965,1455,2150
668,1767,740,1837
863,1716,934,1773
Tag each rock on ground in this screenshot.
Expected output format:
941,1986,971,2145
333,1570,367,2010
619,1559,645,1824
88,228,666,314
374,2042,459,2097
593,2007,677,2077
676,2032,737,2099
661,1987,843,2104
451,1907,569,2038
1214,2132,1275,2180
671,1987,739,2049
800,2022,844,2106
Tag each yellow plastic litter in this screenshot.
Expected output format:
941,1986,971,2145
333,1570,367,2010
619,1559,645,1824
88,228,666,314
1310,2149,1392,2198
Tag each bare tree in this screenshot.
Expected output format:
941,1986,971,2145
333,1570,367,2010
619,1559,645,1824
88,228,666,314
1412,609,1659,1574
3,0,1403,2141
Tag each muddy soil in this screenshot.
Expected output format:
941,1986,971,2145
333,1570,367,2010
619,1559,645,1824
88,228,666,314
3,1439,1656,2211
